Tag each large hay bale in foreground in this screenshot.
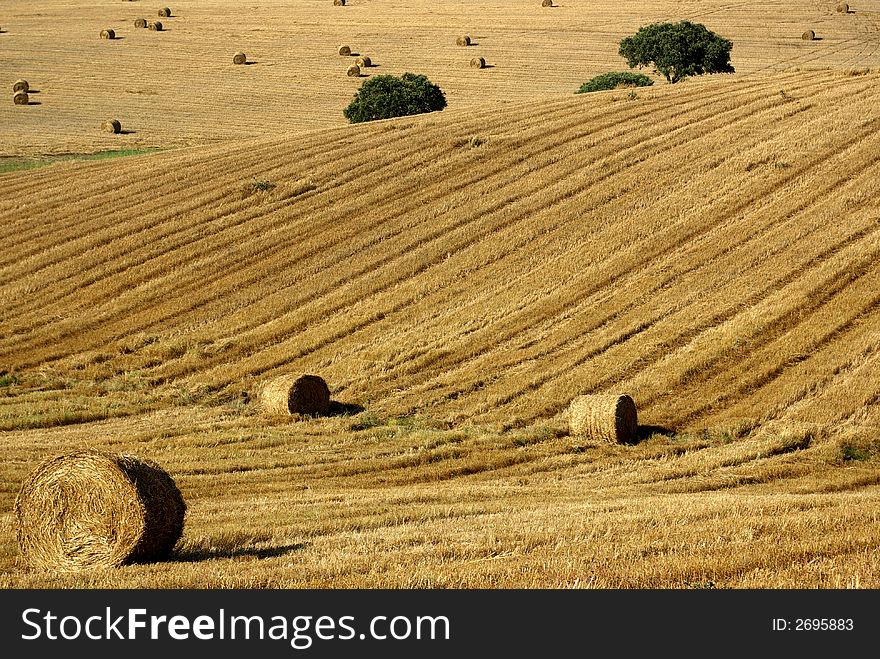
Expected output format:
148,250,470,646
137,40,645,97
261,374,331,416
13,91,29,105
470,56,486,69
355,55,371,67
233,51,247,65
347,64,361,77
569,393,638,443
15,451,186,572
101,119,122,134
802,29,816,40
338,44,351,56
159,7,171,17
457,35,471,46
149,21,163,31
135,18,147,28
13,79,29,93
100,29,115,39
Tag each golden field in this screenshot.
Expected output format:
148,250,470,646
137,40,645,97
1,1,879,588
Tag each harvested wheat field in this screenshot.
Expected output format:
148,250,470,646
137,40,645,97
2,0,880,156
1,61,880,587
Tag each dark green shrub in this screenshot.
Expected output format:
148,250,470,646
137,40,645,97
576,71,654,93
343,73,446,123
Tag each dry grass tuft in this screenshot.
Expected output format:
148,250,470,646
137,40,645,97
15,450,186,572
470,56,486,69
233,52,247,65
569,393,638,444
101,119,122,134
260,374,331,416
100,29,115,40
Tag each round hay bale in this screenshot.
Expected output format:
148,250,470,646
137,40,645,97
347,64,361,77
802,29,816,40
13,79,29,93
134,18,148,28
568,393,638,443
837,3,849,12
13,91,29,105
542,0,554,6
149,21,163,31
355,55,371,67
334,0,346,5
159,7,171,17
338,44,351,56
470,56,486,69
101,119,122,134
456,35,471,46
260,374,331,416
100,29,115,40
15,451,186,572
233,51,247,65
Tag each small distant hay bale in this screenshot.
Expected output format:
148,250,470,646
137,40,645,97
101,119,122,134
347,64,361,77
134,18,148,28
13,79,29,93
802,29,816,40
334,0,346,5
15,451,186,572
13,91,29,105
355,55,371,67
837,3,849,12
457,35,471,46
470,56,486,69
568,393,638,444
100,29,115,39
159,7,171,17
338,44,351,56
260,374,331,416
233,51,247,64
149,21,163,31
542,0,554,6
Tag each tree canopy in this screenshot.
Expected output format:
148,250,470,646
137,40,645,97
343,73,447,123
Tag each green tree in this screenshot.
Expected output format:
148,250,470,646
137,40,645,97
576,71,654,94
618,21,734,83
343,73,447,123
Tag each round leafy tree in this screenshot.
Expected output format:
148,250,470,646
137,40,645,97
618,21,734,83
343,73,447,123
576,71,654,93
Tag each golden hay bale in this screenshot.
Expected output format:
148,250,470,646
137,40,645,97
334,0,346,5
355,55,371,67
149,21,163,31
470,56,486,69
101,119,122,134
338,44,351,56
134,18,147,28
542,0,554,6
100,29,115,39
159,7,171,17
15,451,186,572
568,393,638,443
13,91,29,105
802,29,816,40
261,374,331,416
347,64,361,77
457,35,471,46
233,51,247,64
837,3,849,12
13,79,29,93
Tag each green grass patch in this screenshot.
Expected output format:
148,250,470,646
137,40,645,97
0,148,162,175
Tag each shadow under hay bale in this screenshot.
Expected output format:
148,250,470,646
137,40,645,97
569,393,638,444
15,451,186,572
261,374,331,416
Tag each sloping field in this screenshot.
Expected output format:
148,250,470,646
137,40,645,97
1,69,880,587
2,0,880,155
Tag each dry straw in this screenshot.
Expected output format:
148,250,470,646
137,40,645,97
149,21,163,31
568,393,638,443
101,119,122,134
457,35,471,46
233,51,247,65
802,29,816,40
470,56,486,69
135,18,147,28
13,91,29,105
100,29,115,39
347,64,361,77
338,44,351,56
13,79,29,93
159,7,171,17
355,55,371,67
15,451,186,572
261,374,330,416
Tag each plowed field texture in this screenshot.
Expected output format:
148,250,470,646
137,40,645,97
1,0,880,588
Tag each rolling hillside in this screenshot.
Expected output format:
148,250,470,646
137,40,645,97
1,69,879,587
